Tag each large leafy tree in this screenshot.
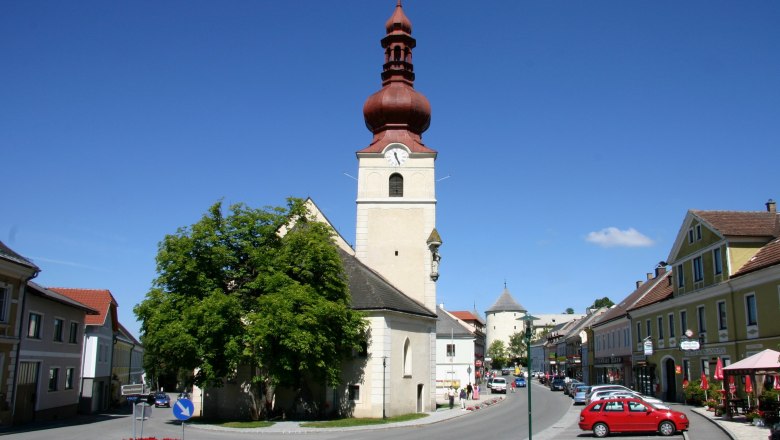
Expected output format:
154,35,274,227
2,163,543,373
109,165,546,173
591,296,615,309
487,340,508,369
134,198,367,419
508,331,526,365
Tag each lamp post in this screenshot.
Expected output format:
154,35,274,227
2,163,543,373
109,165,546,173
520,314,538,440
382,356,387,419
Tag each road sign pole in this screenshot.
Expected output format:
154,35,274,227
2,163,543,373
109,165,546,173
132,402,136,440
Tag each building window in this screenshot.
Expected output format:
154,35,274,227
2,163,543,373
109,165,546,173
49,367,59,391
697,306,707,333
693,256,704,282
677,264,685,288
624,328,628,346
446,344,455,357
657,316,664,339
668,313,676,338
713,248,723,275
27,313,42,339
746,294,757,326
688,228,694,244
389,173,403,197
0,283,9,323
53,318,64,342
403,338,412,376
717,301,727,330
696,224,702,240
682,359,690,380
646,320,652,339
701,359,709,376
348,384,360,401
680,310,688,334
69,322,79,343
65,367,75,389
636,322,642,343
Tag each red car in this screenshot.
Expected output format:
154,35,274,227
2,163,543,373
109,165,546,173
578,397,689,438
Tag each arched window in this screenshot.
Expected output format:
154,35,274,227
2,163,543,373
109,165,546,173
403,338,412,376
389,173,403,197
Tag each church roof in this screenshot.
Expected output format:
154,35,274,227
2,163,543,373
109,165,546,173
339,248,436,319
485,287,526,313
436,306,473,337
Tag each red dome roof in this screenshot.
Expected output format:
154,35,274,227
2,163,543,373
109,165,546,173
363,82,430,135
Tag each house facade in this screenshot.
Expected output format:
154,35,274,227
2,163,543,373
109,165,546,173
0,241,39,427
15,283,97,423
436,306,478,395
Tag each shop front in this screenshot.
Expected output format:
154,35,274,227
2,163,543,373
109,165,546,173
594,356,629,386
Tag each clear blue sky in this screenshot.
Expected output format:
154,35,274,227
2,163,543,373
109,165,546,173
3,1,779,339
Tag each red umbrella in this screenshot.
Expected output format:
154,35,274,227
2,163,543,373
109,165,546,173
701,372,709,390
745,375,753,393
774,375,780,391
682,378,689,389
714,358,724,380
728,375,736,394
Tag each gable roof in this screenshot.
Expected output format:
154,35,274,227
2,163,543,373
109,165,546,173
732,237,780,278
339,248,436,319
450,310,484,324
436,306,474,337
668,208,779,263
627,271,674,312
48,287,119,329
27,282,99,315
0,240,39,272
485,287,526,313
593,268,669,327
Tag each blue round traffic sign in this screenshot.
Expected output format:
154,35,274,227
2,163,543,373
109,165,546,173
173,398,194,421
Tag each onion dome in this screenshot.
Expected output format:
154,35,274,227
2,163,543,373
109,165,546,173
360,1,434,154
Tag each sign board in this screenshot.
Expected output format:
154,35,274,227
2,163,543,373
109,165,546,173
680,339,700,351
135,403,152,420
173,398,195,421
643,340,653,355
121,384,145,396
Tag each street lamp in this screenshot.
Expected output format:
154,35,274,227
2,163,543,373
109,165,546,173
519,314,538,440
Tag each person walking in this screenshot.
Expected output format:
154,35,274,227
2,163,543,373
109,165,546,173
466,382,473,400
448,386,456,409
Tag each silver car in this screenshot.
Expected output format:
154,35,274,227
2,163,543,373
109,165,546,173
573,385,591,405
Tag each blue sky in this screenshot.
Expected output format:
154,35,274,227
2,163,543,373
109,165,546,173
3,1,779,339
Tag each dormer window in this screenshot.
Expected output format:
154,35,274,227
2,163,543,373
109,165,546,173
389,173,403,197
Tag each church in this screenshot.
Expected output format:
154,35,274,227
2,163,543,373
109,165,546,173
196,1,442,419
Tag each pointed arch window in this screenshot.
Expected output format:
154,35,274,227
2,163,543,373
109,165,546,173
403,338,412,376
389,173,403,197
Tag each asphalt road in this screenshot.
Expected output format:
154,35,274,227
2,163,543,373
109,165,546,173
0,380,730,440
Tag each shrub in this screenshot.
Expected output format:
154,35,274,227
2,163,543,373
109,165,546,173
683,379,707,406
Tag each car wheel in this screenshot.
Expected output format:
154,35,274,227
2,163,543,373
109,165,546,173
593,422,609,438
658,421,675,436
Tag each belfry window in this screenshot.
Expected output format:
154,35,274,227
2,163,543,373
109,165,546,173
389,173,403,197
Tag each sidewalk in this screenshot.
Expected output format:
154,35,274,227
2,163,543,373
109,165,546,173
688,406,775,440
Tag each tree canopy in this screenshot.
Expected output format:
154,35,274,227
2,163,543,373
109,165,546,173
591,296,615,309
134,198,367,418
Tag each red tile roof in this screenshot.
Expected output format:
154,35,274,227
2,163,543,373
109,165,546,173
628,272,674,311
732,237,780,278
450,311,479,321
693,210,779,237
48,288,118,328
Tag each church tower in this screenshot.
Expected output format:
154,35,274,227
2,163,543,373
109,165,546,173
356,1,440,312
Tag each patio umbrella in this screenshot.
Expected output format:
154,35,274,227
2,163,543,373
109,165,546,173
714,357,724,380
745,375,753,408
701,373,709,401
729,375,736,396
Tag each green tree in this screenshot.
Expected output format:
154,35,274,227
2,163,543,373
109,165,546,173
487,340,508,369
565,307,574,314
591,297,615,309
134,198,368,419
508,332,527,365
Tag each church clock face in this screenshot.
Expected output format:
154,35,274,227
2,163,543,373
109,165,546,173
384,147,409,166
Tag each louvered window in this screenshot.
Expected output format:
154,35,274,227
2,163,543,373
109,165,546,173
389,173,403,197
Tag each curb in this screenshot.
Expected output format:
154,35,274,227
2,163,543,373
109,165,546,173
687,407,737,440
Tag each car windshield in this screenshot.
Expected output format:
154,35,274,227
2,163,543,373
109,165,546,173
155,393,167,398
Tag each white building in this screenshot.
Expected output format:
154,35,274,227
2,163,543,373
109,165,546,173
435,305,477,397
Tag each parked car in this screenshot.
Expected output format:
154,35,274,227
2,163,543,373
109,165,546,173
550,377,566,391
565,380,583,396
153,392,171,408
573,385,591,405
578,397,688,438
487,377,494,389
515,376,526,387
604,391,669,409
586,384,632,403
491,377,507,394
501,368,511,375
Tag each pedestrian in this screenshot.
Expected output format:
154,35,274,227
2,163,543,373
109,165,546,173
448,386,456,409
466,382,473,400
459,388,467,408
511,379,516,393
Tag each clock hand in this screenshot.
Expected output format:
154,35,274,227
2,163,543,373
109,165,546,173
394,152,400,163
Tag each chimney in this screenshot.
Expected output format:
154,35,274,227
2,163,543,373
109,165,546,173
767,199,776,213
636,280,644,289
646,272,653,280
655,266,667,277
